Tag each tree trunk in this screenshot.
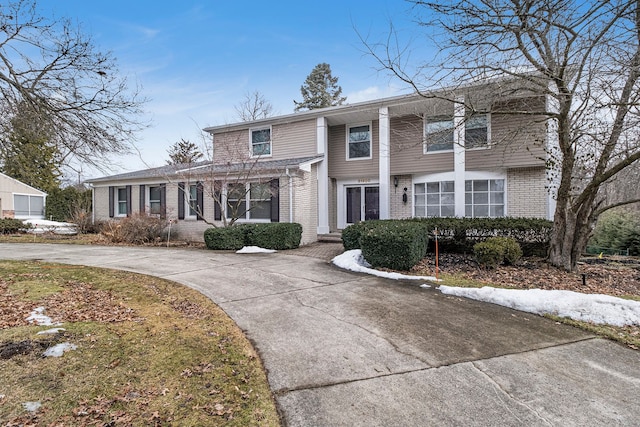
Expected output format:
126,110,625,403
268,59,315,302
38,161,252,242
548,197,597,272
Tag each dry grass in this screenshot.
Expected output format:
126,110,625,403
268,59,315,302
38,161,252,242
0,260,279,426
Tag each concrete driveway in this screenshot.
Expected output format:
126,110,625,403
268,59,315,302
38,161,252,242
1,243,639,426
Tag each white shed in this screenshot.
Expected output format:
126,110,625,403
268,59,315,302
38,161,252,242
0,172,47,219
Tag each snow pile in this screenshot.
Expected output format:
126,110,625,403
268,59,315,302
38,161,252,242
23,219,78,235
333,248,640,327
332,249,439,281
23,401,41,413
439,286,640,327
43,342,78,357
236,246,277,254
26,307,61,326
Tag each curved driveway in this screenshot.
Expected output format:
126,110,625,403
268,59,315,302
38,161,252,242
2,243,639,426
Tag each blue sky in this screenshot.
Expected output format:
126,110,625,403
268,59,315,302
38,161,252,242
39,0,425,177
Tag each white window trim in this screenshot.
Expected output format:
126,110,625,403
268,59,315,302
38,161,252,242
422,113,491,154
412,171,506,218
224,182,271,223
185,183,198,220
12,193,46,219
249,126,273,158
345,122,373,161
147,185,162,216
116,187,127,217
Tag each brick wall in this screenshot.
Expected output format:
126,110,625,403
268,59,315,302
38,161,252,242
507,167,547,218
390,175,413,219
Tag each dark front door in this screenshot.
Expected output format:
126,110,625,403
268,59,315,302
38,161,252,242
346,185,379,225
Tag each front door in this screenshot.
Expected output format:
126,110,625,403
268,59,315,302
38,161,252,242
346,186,379,225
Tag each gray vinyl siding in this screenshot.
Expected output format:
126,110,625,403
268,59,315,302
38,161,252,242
328,120,379,179
271,119,317,160
390,115,454,174
212,120,317,164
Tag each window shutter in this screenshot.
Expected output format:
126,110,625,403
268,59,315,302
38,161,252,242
270,179,280,223
160,183,167,219
178,182,185,220
126,185,132,217
139,185,146,213
196,181,204,221
214,187,221,221
108,186,114,218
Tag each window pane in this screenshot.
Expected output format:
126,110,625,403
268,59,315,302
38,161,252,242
473,180,488,191
118,188,127,200
441,181,454,193
29,196,44,216
252,142,271,156
250,201,271,219
252,129,270,143
414,183,425,194
490,179,504,191
475,205,489,217
349,125,370,142
441,193,454,205
228,184,245,200
426,182,440,193
474,193,489,204
426,194,440,205
250,183,271,200
149,187,161,200
14,195,28,216
426,206,440,217
441,205,455,217
415,195,425,206
466,115,488,147
465,205,472,216
415,206,425,217
490,205,504,217
490,192,504,204
465,193,472,204
349,141,370,158
188,185,198,216
425,118,454,151
465,181,472,191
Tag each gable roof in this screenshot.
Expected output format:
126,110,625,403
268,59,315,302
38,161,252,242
0,172,47,196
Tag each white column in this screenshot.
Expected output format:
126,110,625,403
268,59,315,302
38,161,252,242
316,117,330,234
378,107,391,219
453,97,466,217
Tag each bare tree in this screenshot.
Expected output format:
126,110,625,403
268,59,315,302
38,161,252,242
0,0,147,173
367,0,640,271
234,90,275,121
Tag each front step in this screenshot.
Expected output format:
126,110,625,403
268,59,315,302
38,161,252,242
318,233,342,243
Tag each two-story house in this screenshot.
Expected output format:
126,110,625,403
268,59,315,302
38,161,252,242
87,80,555,245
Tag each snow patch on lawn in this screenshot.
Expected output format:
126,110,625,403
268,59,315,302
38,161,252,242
43,342,78,357
439,286,640,327
26,307,61,326
333,249,640,327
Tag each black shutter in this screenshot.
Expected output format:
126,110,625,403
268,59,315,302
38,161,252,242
214,187,222,221
178,182,185,220
126,185,132,217
270,179,280,223
108,186,114,218
139,185,145,213
160,183,167,219
196,181,204,220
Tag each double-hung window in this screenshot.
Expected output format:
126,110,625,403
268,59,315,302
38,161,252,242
187,184,198,218
424,113,489,152
251,128,271,157
149,186,162,215
414,181,455,217
465,179,504,217
226,183,272,221
347,123,372,160
117,187,128,216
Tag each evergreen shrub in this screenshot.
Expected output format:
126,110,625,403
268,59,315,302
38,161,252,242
204,223,303,250
360,222,428,271
473,237,523,268
341,220,381,250
0,218,30,234
204,226,246,250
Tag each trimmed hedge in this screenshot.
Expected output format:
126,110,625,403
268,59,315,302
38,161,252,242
0,218,30,234
360,221,429,271
204,223,302,250
342,220,382,250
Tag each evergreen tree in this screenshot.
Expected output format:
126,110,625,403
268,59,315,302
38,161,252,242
294,63,346,111
1,106,61,193
166,139,204,165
